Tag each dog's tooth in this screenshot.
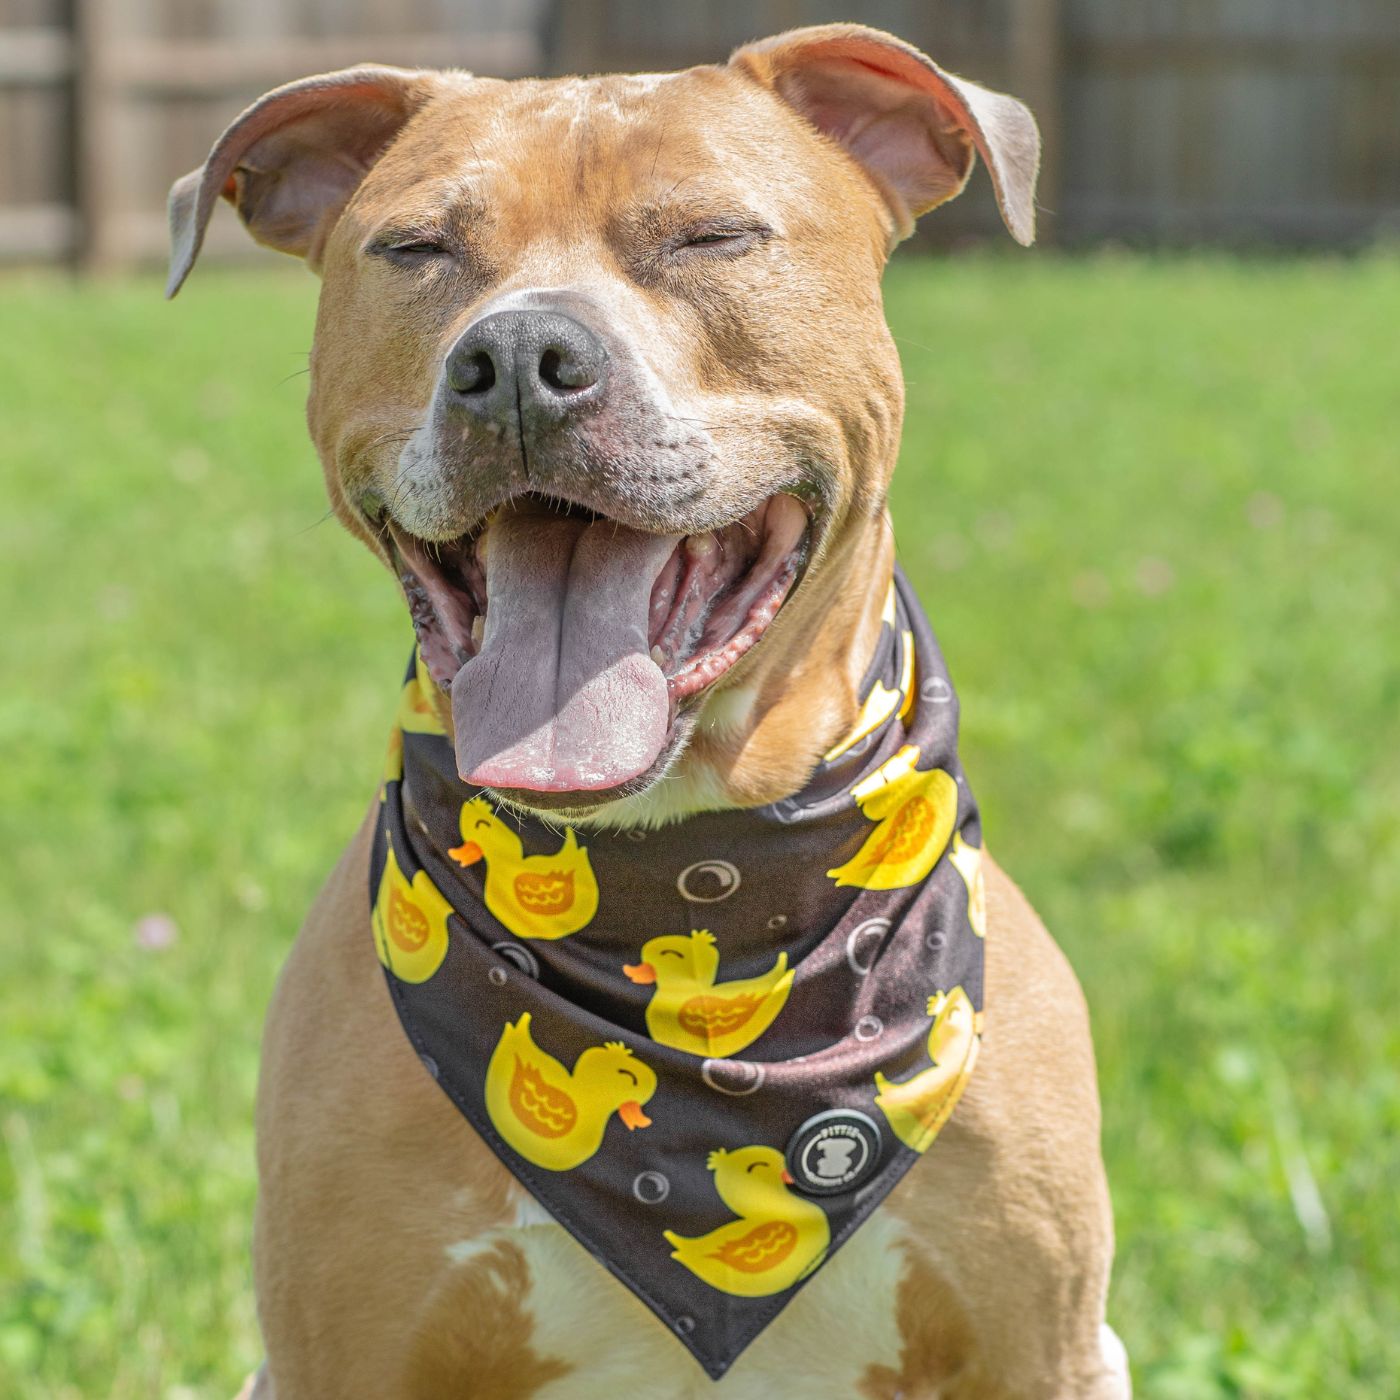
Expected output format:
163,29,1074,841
471,615,485,647
686,533,718,560
650,645,666,667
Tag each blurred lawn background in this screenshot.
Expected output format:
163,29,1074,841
2,254,1398,1398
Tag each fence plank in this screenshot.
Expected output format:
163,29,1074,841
74,0,125,271
0,26,72,84
0,202,78,257
1008,0,1063,237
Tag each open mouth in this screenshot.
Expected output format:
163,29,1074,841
382,492,810,796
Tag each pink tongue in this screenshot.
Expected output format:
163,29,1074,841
451,509,681,792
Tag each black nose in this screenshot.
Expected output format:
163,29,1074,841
444,309,607,432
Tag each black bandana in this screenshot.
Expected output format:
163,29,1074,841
369,567,986,1379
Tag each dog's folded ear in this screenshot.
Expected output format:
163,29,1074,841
731,24,1039,247
166,65,441,298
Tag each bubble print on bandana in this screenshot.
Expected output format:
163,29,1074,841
676,860,741,903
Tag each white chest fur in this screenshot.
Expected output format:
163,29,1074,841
439,1192,908,1399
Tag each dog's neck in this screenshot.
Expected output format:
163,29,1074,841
548,516,897,831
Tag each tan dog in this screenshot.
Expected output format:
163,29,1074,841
170,24,1128,1399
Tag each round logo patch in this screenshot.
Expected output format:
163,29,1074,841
785,1109,883,1195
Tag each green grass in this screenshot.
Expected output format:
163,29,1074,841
2,253,1397,1397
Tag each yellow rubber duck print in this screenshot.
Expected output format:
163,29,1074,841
948,831,987,938
484,1013,657,1172
873,987,981,1153
372,841,453,983
402,649,449,736
623,931,794,1058
382,727,404,790
881,578,897,628
449,797,598,940
382,651,447,789
664,1146,830,1297
824,628,916,762
827,745,958,889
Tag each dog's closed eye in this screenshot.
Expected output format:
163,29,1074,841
365,233,454,265
675,222,771,256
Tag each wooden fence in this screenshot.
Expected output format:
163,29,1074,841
1060,0,1400,242
2,0,1398,269
0,0,549,268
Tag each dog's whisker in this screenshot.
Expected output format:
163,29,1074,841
291,508,337,537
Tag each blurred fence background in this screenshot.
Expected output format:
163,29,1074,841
2,0,1399,269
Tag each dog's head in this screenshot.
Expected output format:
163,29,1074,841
169,25,1037,819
